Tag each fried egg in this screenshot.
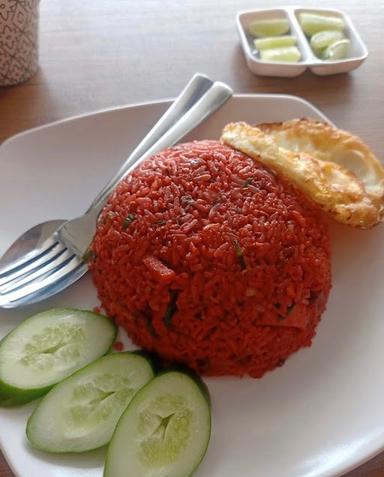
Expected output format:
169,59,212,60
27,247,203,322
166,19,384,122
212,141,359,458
221,120,384,229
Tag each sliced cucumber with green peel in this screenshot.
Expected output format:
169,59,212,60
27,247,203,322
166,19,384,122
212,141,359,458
0,308,117,405
104,371,211,477
26,353,154,453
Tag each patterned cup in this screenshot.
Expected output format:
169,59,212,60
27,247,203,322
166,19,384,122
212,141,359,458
0,0,40,87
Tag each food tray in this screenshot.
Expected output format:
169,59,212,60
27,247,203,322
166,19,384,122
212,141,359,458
236,6,368,77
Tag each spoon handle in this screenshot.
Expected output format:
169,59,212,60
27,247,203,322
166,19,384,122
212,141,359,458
119,81,233,182
87,73,214,211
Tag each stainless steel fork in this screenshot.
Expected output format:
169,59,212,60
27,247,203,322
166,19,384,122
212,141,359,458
0,74,233,308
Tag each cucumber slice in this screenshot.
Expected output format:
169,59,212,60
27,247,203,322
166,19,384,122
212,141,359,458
104,371,211,477
26,353,154,453
310,30,345,56
254,35,297,50
299,13,345,36
0,308,117,405
322,38,351,60
260,46,301,63
248,18,290,37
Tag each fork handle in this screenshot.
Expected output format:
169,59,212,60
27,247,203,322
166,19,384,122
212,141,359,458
86,73,214,212
57,79,233,257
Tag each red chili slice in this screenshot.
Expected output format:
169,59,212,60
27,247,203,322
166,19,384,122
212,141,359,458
143,255,176,283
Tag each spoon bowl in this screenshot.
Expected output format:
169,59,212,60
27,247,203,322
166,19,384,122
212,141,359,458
0,220,66,274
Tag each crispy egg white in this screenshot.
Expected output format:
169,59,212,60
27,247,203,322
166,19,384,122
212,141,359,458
221,120,384,229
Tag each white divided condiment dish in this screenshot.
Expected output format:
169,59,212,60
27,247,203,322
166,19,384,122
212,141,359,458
236,6,368,77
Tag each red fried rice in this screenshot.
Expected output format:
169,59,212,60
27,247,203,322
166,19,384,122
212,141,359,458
89,140,331,378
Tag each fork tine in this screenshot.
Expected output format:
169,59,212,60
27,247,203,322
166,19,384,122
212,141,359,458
0,241,67,286
0,255,86,308
0,248,75,294
0,235,59,278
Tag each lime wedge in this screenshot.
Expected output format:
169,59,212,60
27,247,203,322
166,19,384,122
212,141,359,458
248,18,290,37
260,46,301,63
299,13,345,36
254,35,297,50
322,39,351,60
310,30,345,56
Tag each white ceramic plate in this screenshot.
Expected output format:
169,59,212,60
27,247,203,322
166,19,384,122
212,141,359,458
0,94,383,477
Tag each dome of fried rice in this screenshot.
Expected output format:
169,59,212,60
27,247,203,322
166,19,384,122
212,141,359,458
89,140,331,378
